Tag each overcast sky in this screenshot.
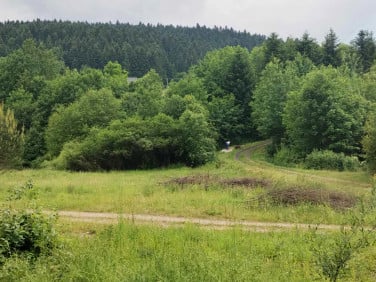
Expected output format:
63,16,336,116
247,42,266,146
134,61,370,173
1,0,375,43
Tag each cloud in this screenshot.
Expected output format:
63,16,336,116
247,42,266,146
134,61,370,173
0,0,375,43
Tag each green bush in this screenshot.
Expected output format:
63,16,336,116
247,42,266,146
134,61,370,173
304,150,359,171
272,146,300,167
53,112,216,171
0,181,58,264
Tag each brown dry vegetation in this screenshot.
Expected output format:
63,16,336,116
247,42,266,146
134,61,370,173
165,174,270,189
264,186,357,209
166,174,357,210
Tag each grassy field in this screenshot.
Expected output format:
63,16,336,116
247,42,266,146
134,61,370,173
1,220,375,281
1,143,376,281
0,143,373,225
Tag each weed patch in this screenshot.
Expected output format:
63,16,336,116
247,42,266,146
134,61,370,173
263,187,357,209
220,178,270,188
166,174,269,190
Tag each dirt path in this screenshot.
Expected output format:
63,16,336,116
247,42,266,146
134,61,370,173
56,210,344,232
235,141,371,188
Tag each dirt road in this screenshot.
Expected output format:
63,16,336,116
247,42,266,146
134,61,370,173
234,141,371,188
56,210,344,232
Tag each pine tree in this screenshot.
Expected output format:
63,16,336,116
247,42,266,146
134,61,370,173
322,29,340,67
353,30,376,73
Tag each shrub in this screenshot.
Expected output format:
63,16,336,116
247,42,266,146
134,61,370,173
0,181,58,264
304,150,359,171
272,146,300,166
0,209,57,262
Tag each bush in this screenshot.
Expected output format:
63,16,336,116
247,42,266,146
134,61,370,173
53,112,216,171
272,146,300,167
0,209,57,262
304,150,359,171
0,181,58,264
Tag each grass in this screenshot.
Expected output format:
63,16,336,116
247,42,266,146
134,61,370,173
2,220,375,281
1,142,376,281
0,144,373,225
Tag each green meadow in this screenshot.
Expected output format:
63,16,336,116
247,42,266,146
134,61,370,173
1,144,375,281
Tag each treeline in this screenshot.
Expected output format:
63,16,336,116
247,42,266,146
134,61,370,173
1,27,376,172
0,20,265,79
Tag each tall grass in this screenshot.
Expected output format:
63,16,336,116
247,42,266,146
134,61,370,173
3,221,375,281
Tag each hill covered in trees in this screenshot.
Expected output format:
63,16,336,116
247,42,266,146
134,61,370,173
0,20,265,79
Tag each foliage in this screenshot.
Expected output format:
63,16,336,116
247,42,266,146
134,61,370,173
272,146,301,167
295,32,322,65
0,39,64,101
178,110,217,166
207,94,243,144
193,46,257,141
322,29,341,67
251,58,299,141
5,88,36,130
0,20,265,79
0,103,24,168
362,112,376,173
45,88,122,157
52,110,216,170
352,30,376,73
283,67,367,156
304,150,360,171
166,72,208,103
311,185,376,281
122,69,163,118
0,181,58,265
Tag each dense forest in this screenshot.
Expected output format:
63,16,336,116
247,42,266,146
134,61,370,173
1,25,376,173
0,20,265,79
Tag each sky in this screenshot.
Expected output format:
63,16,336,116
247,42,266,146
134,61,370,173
1,0,375,43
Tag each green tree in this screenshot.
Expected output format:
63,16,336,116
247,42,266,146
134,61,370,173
45,88,122,157
0,103,24,168
283,67,367,156
296,32,322,65
360,64,376,102
322,29,341,67
264,33,284,63
103,61,129,98
5,88,36,130
208,94,243,144
0,39,64,101
362,112,376,173
251,59,299,142
122,69,163,118
353,30,376,73
193,46,257,140
166,73,208,103
178,109,216,166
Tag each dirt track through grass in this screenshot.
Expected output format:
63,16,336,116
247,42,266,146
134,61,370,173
235,141,371,188
56,210,346,232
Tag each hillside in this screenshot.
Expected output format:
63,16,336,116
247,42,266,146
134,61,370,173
0,20,265,79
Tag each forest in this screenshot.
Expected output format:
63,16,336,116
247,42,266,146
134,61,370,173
1,24,376,173
0,20,265,79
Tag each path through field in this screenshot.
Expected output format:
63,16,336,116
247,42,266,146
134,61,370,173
235,141,371,188
56,210,344,232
